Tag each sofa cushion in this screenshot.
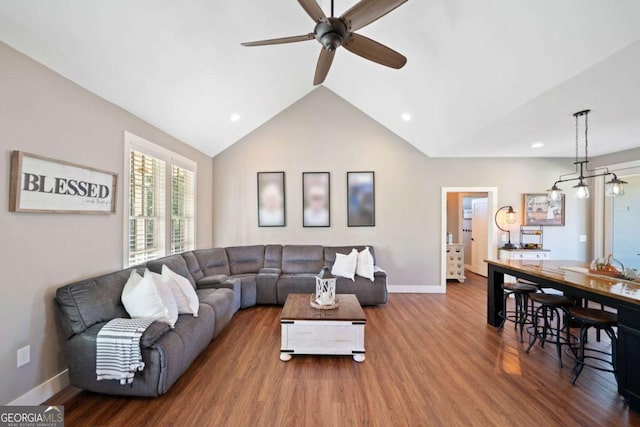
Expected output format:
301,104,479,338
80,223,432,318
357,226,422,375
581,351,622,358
264,245,283,269
226,245,265,275
256,271,279,305
193,248,230,276
197,274,229,287
324,246,377,268
56,267,142,335
276,273,318,304
228,274,258,308
281,245,324,274
196,288,235,337
146,254,196,287
181,251,203,284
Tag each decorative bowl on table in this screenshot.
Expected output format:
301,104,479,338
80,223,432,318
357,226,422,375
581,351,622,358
589,255,625,279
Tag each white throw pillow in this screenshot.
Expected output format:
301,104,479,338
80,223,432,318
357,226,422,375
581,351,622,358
162,265,199,317
356,247,375,282
331,249,358,281
122,269,179,328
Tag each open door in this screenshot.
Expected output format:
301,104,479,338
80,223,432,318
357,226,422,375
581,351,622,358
469,198,489,276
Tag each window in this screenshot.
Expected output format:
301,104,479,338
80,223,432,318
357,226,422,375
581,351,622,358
171,164,195,255
124,132,196,267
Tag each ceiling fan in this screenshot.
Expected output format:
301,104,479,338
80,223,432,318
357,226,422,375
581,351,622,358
241,0,408,85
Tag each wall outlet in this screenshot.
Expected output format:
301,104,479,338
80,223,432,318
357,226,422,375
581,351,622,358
501,234,507,243
17,345,30,368
579,234,587,243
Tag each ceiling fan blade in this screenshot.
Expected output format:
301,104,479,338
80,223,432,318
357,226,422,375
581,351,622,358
343,33,407,69
241,33,315,47
340,0,407,32
313,48,336,86
298,0,327,23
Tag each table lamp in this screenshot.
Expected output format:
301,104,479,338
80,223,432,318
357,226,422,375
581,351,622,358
495,205,517,249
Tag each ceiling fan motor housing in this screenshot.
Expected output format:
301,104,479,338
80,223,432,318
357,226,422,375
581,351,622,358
314,18,348,51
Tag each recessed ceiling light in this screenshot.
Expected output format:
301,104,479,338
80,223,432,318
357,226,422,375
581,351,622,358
531,142,544,149
401,113,411,122
230,113,241,123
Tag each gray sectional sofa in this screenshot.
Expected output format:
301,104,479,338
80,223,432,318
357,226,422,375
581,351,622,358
55,244,387,397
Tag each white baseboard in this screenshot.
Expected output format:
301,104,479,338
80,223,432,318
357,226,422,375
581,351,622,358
388,285,445,294
8,369,69,406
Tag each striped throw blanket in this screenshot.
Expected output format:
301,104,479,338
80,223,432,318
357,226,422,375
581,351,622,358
96,318,155,385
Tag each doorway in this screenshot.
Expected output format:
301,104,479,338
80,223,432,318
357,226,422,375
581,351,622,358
441,187,498,291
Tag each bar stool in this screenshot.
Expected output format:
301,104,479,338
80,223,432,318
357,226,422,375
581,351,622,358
498,282,538,342
517,278,546,293
566,307,618,385
526,293,576,367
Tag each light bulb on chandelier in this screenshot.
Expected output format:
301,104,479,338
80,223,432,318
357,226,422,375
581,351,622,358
573,181,590,200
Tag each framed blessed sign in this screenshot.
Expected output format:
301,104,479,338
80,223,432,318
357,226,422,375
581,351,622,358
9,151,118,214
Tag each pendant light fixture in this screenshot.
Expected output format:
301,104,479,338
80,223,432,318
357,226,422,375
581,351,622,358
547,110,627,201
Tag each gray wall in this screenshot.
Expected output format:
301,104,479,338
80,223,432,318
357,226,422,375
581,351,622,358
0,43,213,404
212,87,590,287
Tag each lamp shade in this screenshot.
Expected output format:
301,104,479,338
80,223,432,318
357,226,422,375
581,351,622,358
547,184,563,202
605,177,626,197
494,205,517,249
574,181,590,199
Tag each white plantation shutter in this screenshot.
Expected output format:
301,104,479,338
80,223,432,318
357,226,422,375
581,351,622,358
171,165,195,254
125,132,197,267
128,150,166,265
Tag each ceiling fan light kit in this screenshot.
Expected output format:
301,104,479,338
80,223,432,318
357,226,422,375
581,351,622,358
241,0,408,85
546,109,627,201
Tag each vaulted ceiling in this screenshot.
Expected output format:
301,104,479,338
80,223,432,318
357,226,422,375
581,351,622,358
1,1,640,158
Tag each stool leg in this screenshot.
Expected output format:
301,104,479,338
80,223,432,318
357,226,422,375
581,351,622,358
554,307,563,368
571,325,588,385
518,294,530,343
526,306,541,353
541,306,550,348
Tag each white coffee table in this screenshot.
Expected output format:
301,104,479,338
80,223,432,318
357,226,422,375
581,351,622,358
280,293,367,362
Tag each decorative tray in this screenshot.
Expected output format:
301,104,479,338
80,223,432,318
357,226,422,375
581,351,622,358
310,294,339,310
588,269,625,279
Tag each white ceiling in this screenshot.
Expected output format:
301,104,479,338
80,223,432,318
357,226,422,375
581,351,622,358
1,0,640,158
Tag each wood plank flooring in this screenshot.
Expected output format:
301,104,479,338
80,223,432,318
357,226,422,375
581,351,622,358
49,272,640,426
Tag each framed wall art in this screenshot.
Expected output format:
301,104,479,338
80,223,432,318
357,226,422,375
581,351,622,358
257,172,286,227
523,193,565,226
347,171,375,227
302,172,330,227
9,151,117,214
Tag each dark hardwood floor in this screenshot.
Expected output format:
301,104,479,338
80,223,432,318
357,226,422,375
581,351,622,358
49,272,640,426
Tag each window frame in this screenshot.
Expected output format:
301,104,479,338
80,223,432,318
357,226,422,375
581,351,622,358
123,131,197,267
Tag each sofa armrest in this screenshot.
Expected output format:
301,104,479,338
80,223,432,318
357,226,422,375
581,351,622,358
259,268,281,276
197,274,229,288
141,322,171,348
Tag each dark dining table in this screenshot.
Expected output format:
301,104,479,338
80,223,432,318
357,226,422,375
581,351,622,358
486,258,640,413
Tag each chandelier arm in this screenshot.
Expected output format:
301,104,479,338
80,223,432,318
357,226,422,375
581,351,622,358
554,171,616,185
